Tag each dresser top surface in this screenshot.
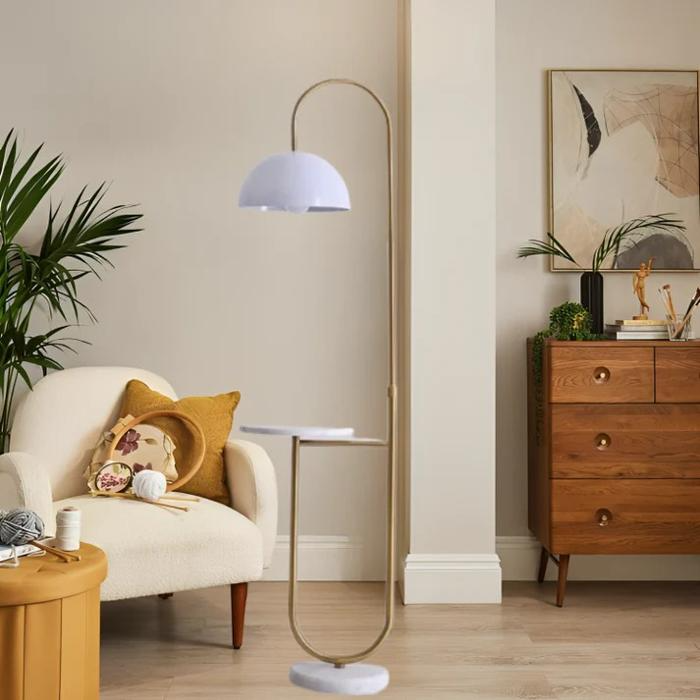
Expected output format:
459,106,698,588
530,339,700,348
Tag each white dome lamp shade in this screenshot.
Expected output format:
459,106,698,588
239,151,351,213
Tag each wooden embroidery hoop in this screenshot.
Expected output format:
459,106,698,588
106,410,206,492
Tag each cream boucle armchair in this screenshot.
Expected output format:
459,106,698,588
0,367,277,649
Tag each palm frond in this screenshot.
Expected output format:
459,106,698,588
517,232,579,266
0,129,141,451
591,213,687,271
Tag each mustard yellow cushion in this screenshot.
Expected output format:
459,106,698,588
120,380,240,504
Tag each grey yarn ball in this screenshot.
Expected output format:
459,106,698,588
0,508,45,545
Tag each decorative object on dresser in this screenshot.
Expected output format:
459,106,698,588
660,286,700,340
632,258,654,318
605,319,669,341
532,302,597,388
528,338,700,607
517,214,684,333
0,366,277,649
548,69,700,272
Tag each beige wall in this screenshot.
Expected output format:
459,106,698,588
0,0,398,575
496,0,700,537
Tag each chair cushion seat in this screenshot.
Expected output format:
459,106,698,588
55,494,263,601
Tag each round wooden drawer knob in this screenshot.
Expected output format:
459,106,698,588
593,367,610,383
596,508,613,527
595,433,611,450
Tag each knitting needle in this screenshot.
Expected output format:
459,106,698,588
30,539,81,563
92,491,189,512
160,494,200,502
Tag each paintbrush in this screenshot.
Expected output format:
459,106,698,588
673,287,700,339
662,284,678,319
681,287,700,321
658,287,674,319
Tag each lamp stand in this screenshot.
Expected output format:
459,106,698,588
288,78,397,695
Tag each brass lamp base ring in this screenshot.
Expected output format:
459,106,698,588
289,662,389,695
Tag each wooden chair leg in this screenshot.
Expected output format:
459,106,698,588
537,547,548,583
556,554,570,608
231,582,248,649
158,593,173,599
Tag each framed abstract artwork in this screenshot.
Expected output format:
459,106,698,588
548,69,700,271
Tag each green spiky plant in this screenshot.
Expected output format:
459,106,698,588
0,130,141,451
517,213,687,271
531,302,597,443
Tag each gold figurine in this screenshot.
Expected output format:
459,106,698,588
632,258,654,319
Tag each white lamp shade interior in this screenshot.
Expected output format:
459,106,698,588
239,151,351,213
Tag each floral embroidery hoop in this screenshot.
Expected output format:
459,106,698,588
106,410,206,493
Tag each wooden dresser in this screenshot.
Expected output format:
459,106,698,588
527,338,700,606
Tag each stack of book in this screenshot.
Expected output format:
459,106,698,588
605,319,668,340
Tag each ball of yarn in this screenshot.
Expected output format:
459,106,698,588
133,470,167,502
0,508,45,545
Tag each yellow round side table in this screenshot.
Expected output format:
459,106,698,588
0,543,107,700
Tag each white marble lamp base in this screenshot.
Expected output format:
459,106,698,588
289,662,389,695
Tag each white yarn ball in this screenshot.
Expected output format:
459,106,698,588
133,470,167,502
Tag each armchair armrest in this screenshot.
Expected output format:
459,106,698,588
224,440,278,568
0,452,54,534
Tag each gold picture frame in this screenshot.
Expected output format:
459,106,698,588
547,68,700,272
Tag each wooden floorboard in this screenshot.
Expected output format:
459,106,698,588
100,581,700,699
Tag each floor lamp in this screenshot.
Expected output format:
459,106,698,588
239,78,397,695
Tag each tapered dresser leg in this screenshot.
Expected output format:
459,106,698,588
231,582,248,649
556,554,570,607
537,547,548,583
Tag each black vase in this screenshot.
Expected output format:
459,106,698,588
580,271,604,334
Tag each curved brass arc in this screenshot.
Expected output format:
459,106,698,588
289,436,395,666
287,77,397,667
290,78,392,153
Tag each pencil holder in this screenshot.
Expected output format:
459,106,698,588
666,314,692,341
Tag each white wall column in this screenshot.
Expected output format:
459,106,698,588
402,0,500,604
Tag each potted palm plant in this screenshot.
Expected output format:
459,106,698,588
517,214,686,333
0,130,141,451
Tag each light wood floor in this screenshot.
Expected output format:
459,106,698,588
101,581,700,699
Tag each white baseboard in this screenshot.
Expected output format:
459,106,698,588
263,535,382,581
498,535,700,581
262,534,700,586
401,553,502,604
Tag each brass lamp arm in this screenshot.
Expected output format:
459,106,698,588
287,78,398,668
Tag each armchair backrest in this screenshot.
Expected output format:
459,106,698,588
11,367,177,501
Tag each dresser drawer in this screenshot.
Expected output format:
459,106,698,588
551,479,700,553
656,346,700,402
551,404,700,478
549,346,654,403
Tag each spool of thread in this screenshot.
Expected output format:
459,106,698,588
55,507,81,551
133,470,167,502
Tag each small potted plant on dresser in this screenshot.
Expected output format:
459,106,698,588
528,305,700,607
